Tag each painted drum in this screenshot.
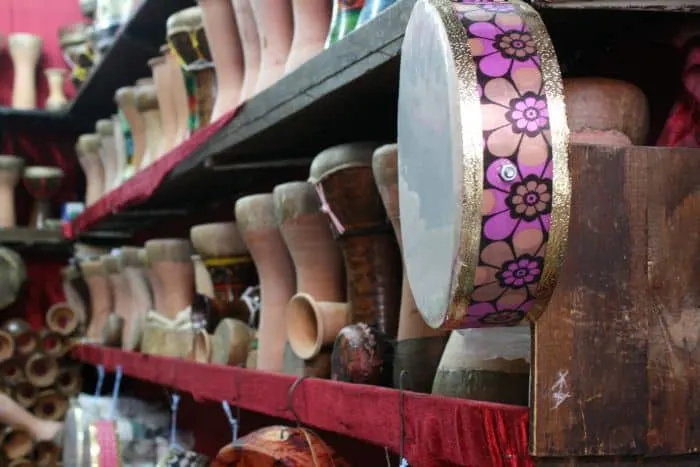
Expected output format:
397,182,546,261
398,0,569,329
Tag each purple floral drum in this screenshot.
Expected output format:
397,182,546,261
398,0,570,329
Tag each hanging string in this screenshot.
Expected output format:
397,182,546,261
108,365,123,421
221,401,239,443
94,364,105,397
314,184,345,234
170,393,181,449
398,370,409,467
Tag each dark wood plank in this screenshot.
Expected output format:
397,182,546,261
532,144,700,458
536,453,700,466
533,0,700,12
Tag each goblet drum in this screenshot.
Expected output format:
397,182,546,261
8,34,42,109
0,155,25,228
23,166,64,230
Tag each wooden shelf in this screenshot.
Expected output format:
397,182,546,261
70,0,415,241
68,0,196,125
71,344,530,466
0,227,66,245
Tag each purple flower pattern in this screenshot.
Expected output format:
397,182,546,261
452,2,554,327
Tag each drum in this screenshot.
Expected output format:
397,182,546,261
0,248,26,311
2,318,35,356
0,155,24,227
397,0,569,329
22,166,64,229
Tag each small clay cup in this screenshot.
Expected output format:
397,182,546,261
24,353,59,388
2,428,33,461
2,319,37,357
33,390,69,421
0,329,15,362
46,302,80,336
56,366,83,397
286,293,349,360
12,380,39,408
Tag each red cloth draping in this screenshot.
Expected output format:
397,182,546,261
657,37,700,147
70,109,239,236
73,344,532,467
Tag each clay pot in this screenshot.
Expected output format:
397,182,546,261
35,441,60,467
190,329,212,362
210,318,251,365
372,144,448,392
282,342,331,378
24,353,59,388
44,68,68,111
310,143,402,384
144,239,195,320
162,44,190,147
111,114,128,187
432,327,531,405
0,329,15,362
13,381,38,408
118,247,153,351
235,194,296,372
198,0,245,121
2,319,37,357
212,426,347,466
134,81,162,169
46,302,80,336
22,167,64,229
33,390,69,421
1,359,24,384
0,248,26,312
82,257,113,343
39,330,67,358
76,134,105,205
60,266,89,326
357,0,397,27
167,7,217,131
115,86,145,180
8,34,42,109
287,293,349,360
0,155,24,227
251,0,294,93
325,0,364,48
231,0,260,102
564,78,649,146
56,366,82,397
96,118,118,191
102,311,124,347
192,255,215,299
150,54,178,155
285,0,332,74
190,222,258,331
2,428,33,461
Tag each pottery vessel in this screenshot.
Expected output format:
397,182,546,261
82,257,113,343
76,134,105,205
212,426,347,466
115,86,144,180
372,144,448,392
135,81,163,169
24,353,59,389
118,247,153,351
357,0,397,27
199,0,245,121
103,254,131,346
251,0,294,93
285,0,332,74
46,301,80,336
325,0,364,48
2,428,33,460
309,143,401,384
210,318,251,365
96,118,119,191
564,77,650,145
8,34,42,109
231,0,261,102
167,7,217,131
149,55,178,156
0,329,15,362
162,44,190,147
273,181,346,363
0,155,25,227
23,166,64,229
34,391,68,421
2,319,37,357
39,330,67,358
60,264,89,328
235,194,296,373
144,239,195,320
190,222,258,331
282,342,331,378
1,359,24,384
13,381,38,409
44,68,68,111
0,248,26,311
35,440,61,466
56,366,83,397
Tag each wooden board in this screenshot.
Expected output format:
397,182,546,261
532,144,700,458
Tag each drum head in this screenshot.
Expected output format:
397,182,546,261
398,0,569,329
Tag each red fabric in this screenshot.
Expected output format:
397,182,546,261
0,0,81,106
658,40,700,147
73,344,532,467
71,109,239,237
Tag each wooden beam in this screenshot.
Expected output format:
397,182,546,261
532,144,700,459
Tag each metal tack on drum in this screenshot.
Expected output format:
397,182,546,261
397,0,570,329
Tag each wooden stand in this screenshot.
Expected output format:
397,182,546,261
532,144,700,465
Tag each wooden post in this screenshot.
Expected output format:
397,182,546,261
532,144,700,465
